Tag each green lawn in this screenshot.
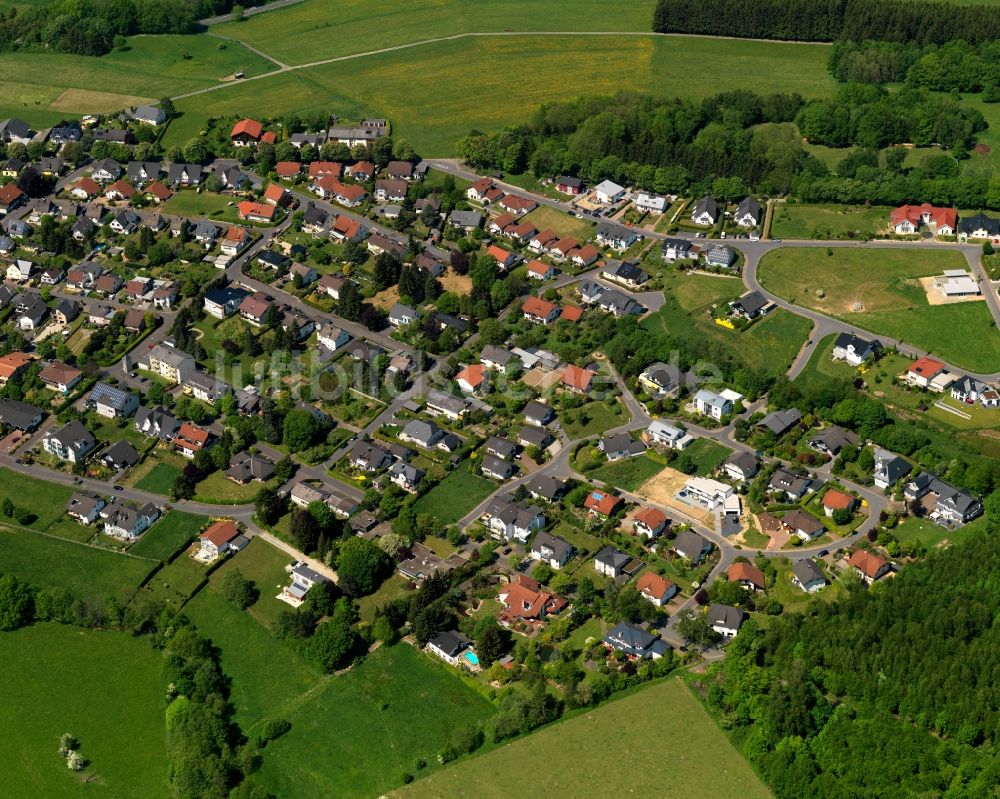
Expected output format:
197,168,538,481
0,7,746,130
193,470,264,504
255,644,496,798
559,398,629,439
0,623,169,799
892,514,988,551
395,678,772,799
685,438,732,475
184,585,320,730
169,34,835,155
523,204,596,242
129,510,204,561
207,536,296,632
142,553,210,610
0,467,74,529
0,526,156,596
645,272,813,378
133,458,184,495
162,190,242,223
356,573,417,623
758,247,1000,372
591,453,663,491
770,203,892,239
412,460,497,524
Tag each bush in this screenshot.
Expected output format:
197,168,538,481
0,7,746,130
255,718,291,748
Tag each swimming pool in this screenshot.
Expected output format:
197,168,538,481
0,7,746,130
463,651,480,666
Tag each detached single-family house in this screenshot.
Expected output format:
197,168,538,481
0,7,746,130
593,180,625,204
768,468,812,502
831,332,881,367
174,422,211,459
730,291,769,320
847,549,890,584
728,562,765,592
199,520,243,560
594,546,640,579
0,399,43,431
601,259,648,287
529,531,573,569
524,400,555,427
873,447,911,489
646,420,694,450
389,302,419,327
823,489,858,517
39,362,82,395
661,237,693,261
317,324,350,352
426,630,473,666
596,223,638,251
890,203,956,236
808,425,859,456
635,571,676,606
556,176,583,195
102,501,159,541
783,509,825,541
134,406,178,440
723,451,759,483
733,197,762,227
673,530,710,563
43,420,96,462
598,432,646,461
632,506,668,538
634,193,667,213
603,622,670,659
707,604,745,639
522,296,561,325
792,559,827,593
757,408,802,437
89,382,139,419
693,389,733,420
691,196,719,226
226,452,275,485
66,492,106,525
903,356,946,389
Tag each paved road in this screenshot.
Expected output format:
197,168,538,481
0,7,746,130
199,0,307,26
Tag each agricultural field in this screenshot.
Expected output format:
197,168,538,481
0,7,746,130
757,247,1000,372
0,624,169,799
254,644,496,798
0,526,156,596
395,678,772,799
412,460,497,524
645,271,812,378
590,453,663,490
0,34,275,128
770,203,892,239
168,35,836,155
214,0,660,65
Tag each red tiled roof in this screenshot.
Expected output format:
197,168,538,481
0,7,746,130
260,131,276,144
74,178,101,196
560,305,583,322
455,363,485,389
728,562,765,589
237,201,275,221
486,244,512,262
231,118,263,140
562,364,593,392
584,489,621,516
636,571,674,600
0,183,23,204
200,519,239,547
275,161,301,177
144,181,172,201
848,549,887,579
105,179,135,198
633,506,667,530
522,295,558,319
891,203,956,230
527,260,551,276
0,352,32,380
823,489,855,510
176,422,210,450
262,183,288,205
908,356,945,377
308,161,342,179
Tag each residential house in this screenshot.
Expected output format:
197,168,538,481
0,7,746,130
598,432,646,461
346,439,393,472
455,363,487,394
0,399,43,430
707,604,745,639
526,259,557,280
661,237,693,261
101,440,140,470
174,422,211,458
375,178,408,202
645,420,694,450
17,294,48,330
728,562,766,592
183,372,231,405
556,176,584,195
66,492,106,524
317,324,350,352
733,196,762,227
237,201,275,223
198,520,242,560
847,549,890,584
43,420,96,462
723,451,759,483
497,575,566,625
783,509,825,541
486,244,517,270
226,452,275,485
134,406,178,440
497,195,537,215
221,226,252,257
89,382,139,419
823,489,858,517
0,351,32,384
481,455,515,480
690,196,719,225
787,560,825,594
957,213,1000,243
673,530,711,562
102,501,159,541
132,105,166,125
890,203,956,235
39,362,82,394
561,364,594,393
635,572,676,606
5,259,33,282
596,223,639,251
705,244,736,268
389,461,425,493
526,474,567,503
757,408,802,437
90,159,122,183
522,295,561,325
426,630,473,666
603,622,670,659
593,180,625,204
143,344,195,383
831,332,881,366
584,489,623,517
808,426,859,456
873,447,911,489
634,192,667,213
594,546,638,579
425,389,469,420
231,118,264,147
281,562,331,606
482,494,545,542
768,468,812,501
951,374,989,404
480,345,515,373
730,291,770,320
524,400,555,427
601,259,648,287
529,531,574,569
204,286,250,319
693,389,733,420
388,302,419,327
166,163,202,187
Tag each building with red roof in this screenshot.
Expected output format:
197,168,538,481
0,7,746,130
561,364,594,393
455,363,486,394
231,118,264,146
822,489,857,516
237,201,276,222
847,549,890,584
199,520,241,559
904,356,946,389
890,204,957,236
497,575,567,625
522,295,560,325
584,489,623,517
632,506,668,538
728,561,766,591
635,572,677,606
175,422,211,458
486,244,516,270
560,305,583,322
275,161,301,178
263,183,289,206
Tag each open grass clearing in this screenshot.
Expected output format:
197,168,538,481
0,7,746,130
170,35,835,155
193,470,263,504
0,466,73,529
129,510,205,561
590,452,663,491
758,247,1000,371
685,438,732,475
395,677,771,799
142,550,210,610
770,203,892,239
559,397,629,439
0,623,169,799
255,644,496,798
184,585,320,730
134,460,183,495
523,204,596,241
892,514,988,551
356,572,416,623
0,525,156,596
207,536,295,631
412,459,497,524
162,189,242,223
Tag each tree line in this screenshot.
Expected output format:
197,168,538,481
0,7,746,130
652,0,1000,46
0,0,248,56
703,529,1000,798
829,39,1000,98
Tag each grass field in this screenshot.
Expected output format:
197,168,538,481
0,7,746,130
395,677,772,799
559,398,629,439
412,460,497,524
892,514,988,550
168,35,835,155
129,510,204,561
646,272,812,378
0,467,73,529
162,190,241,223
0,526,156,595
0,35,275,127
770,203,892,239
685,438,732,475
0,623,169,799
255,644,496,798
523,204,596,242
591,453,663,490
134,461,183,495
193,470,263,503
214,0,659,64
206,536,294,631
142,552,209,610
184,585,320,729
757,247,1000,372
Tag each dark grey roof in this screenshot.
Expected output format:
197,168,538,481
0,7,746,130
734,196,762,221
595,545,631,571
958,213,1000,236
0,398,42,429
485,436,518,460
673,530,709,560
530,531,572,560
757,408,802,436
707,603,745,630
103,439,139,468
732,291,768,317
527,473,566,501
833,332,880,354
725,450,759,476
808,426,858,454
692,195,719,219
792,559,826,587
90,382,136,412
603,622,658,657
518,425,551,448
428,629,471,657
523,400,554,424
